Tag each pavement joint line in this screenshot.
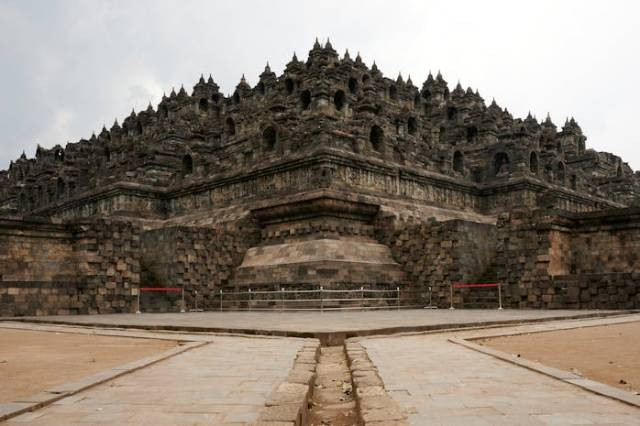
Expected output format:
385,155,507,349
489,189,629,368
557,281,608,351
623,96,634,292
447,318,640,409
0,340,209,423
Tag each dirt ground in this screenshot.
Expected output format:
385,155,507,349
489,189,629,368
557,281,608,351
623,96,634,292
0,328,178,403
479,322,640,393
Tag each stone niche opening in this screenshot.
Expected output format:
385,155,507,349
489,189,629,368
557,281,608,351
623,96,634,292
232,195,408,298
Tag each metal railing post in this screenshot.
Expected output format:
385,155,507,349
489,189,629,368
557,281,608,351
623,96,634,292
281,287,284,312
449,283,455,310
361,286,364,311
219,289,222,311
136,289,141,314
180,288,185,313
498,283,503,310
320,286,324,313
397,286,400,310
248,288,252,312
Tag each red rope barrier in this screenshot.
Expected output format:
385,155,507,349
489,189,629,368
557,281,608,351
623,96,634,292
139,287,182,293
452,283,499,289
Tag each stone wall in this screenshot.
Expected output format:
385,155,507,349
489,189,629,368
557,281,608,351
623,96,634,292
495,209,551,306
0,281,85,317
72,218,142,314
0,218,141,316
3,198,639,316
0,218,76,282
44,151,620,222
0,218,78,316
480,182,607,215
571,209,640,274
496,207,640,308
51,183,166,221
550,273,639,309
140,220,259,311
376,216,497,307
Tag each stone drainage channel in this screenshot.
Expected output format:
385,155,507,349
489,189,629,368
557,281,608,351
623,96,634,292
308,341,407,426
309,346,359,425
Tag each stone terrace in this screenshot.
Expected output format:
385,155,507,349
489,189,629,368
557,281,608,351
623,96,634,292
5,309,631,345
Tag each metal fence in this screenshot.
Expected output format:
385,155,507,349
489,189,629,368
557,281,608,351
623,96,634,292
214,286,425,312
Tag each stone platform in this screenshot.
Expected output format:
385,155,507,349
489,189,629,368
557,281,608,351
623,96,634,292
5,309,635,346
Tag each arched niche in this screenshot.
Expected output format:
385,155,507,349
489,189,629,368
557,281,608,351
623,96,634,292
370,125,384,152
285,78,295,95
348,77,358,94
529,152,539,174
493,152,509,176
263,126,277,152
56,177,66,199
557,162,565,185
570,174,577,190
333,90,345,111
300,90,312,110
389,84,398,100
182,154,193,176
447,106,458,121
408,117,418,135
226,117,236,136
466,126,478,143
453,151,464,174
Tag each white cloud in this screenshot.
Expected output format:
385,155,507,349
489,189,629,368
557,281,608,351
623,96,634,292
35,109,75,148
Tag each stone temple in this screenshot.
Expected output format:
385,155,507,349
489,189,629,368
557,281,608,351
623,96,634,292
1,39,639,316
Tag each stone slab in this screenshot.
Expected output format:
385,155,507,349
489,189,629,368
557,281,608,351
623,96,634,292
359,318,640,425
4,309,635,346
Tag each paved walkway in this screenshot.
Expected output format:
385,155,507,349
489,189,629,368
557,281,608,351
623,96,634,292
361,317,640,425
6,309,628,335
8,335,304,425
4,315,640,424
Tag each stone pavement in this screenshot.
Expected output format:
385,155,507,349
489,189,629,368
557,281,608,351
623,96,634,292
7,309,629,336
7,335,305,425
3,314,640,424
359,315,640,425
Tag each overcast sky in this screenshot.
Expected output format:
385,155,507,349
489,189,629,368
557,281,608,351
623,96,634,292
1,0,639,171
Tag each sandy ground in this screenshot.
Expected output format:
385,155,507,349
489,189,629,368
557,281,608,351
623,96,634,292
0,329,177,403
480,321,640,393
